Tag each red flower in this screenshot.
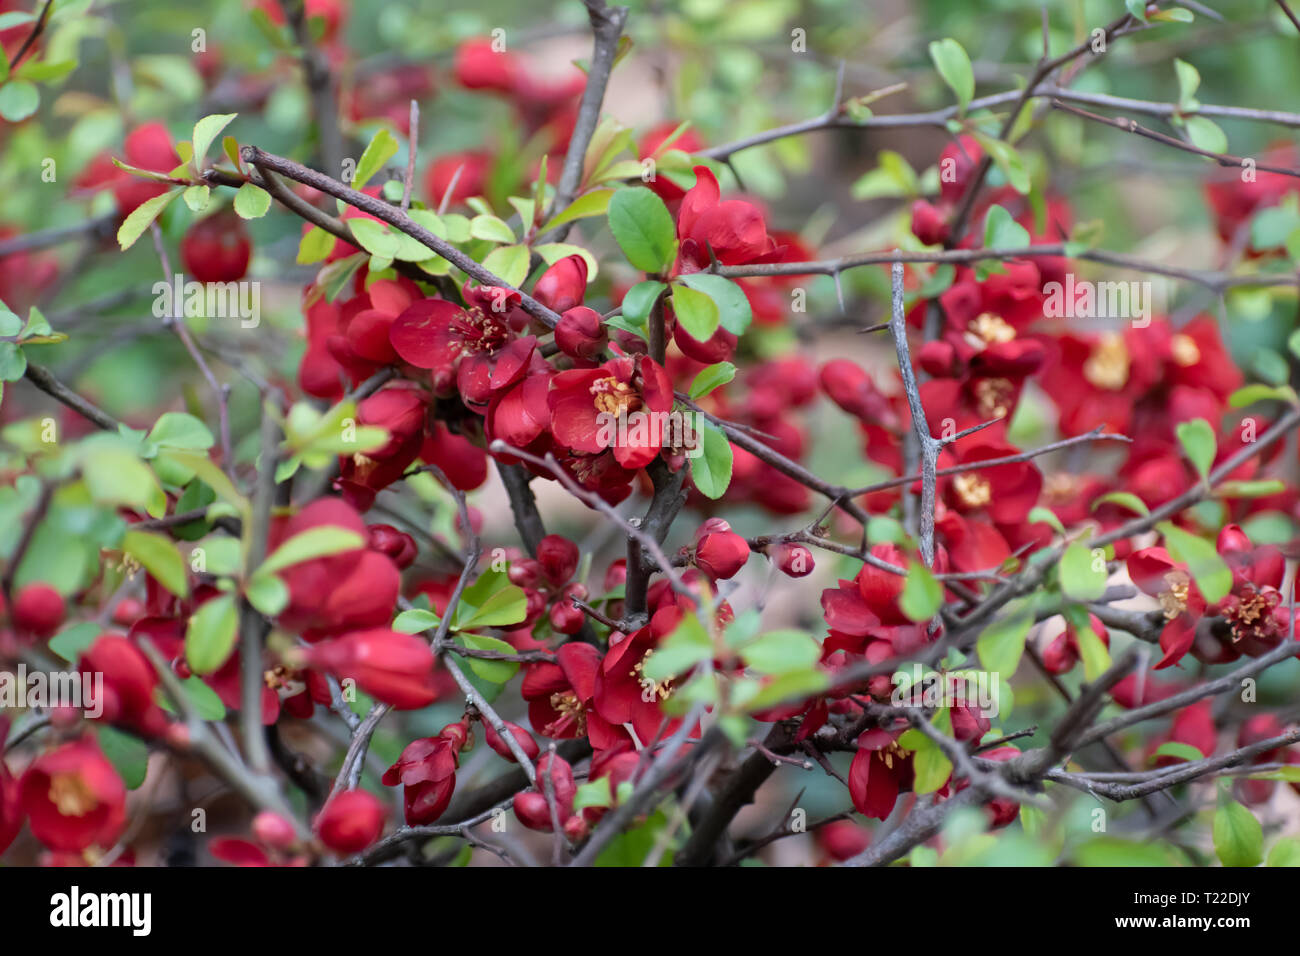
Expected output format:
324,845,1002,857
848,725,914,820
548,353,674,470
335,383,429,510
425,151,491,207
1127,547,1206,669
522,642,625,749
314,789,385,855
382,721,469,825
0,721,22,855
389,290,536,409
18,736,126,853
180,209,251,284
594,604,695,747
304,629,439,710
673,166,781,273
1216,524,1289,657
1153,701,1216,768
512,752,578,833
78,634,171,738
274,498,400,640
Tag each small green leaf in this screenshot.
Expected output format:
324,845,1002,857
741,629,821,675
259,526,365,576
185,593,239,675
182,185,211,212
233,182,272,219
1267,837,1300,867
671,284,720,341
148,411,214,450
352,128,400,191
541,187,614,232
1060,540,1107,602
1184,115,1228,154
123,530,189,599
608,187,678,274
689,361,736,400
245,573,289,616
1153,741,1206,763
191,113,237,169
1091,491,1149,516
117,189,180,250
1159,522,1231,604
481,244,530,288
900,561,942,622
976,613,1032,677
1213,791,1263,867
689,422,733,499
458,632,519,683
97,726,149,790
929,38,974,113
676,273,753,335
297,226,335,264
0,80,39,121
983,204,1030,249
643,612,712,683
1175,418,1215,481
469,214,516,244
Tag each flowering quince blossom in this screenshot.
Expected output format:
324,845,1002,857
7,0,1300,877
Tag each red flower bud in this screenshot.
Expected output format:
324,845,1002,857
12,583,65,639
483,720,540,764
454,38,518,93
252,811,298,850
314,789,385,854
694,530,750,580
537,534,579,587
555,306,608,361
305,629,438,710
549,594,586,635
694,517,732,542
533,255,588,313
366,523,417,569
772,543,814,577
938,135,983,205
180,209,251,284
910,199,951,246
820,359,892,423
78,634,169,737
508,558,542,589
673,321,738,365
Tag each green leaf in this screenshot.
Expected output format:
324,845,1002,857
481,244,530,288
689,422,733,499
608,187,678,274
352,128,400,191
1059,540,1107,602
929,38,974,112
976,613,1032,677
117,189,180,250
297,226,335,265
1267,837,1300,867
1213,792,1263,867
643,612,713,683
259,525,365,576
850,149,919,201
740,629,821,675
573,777,613,811
233,182,272,219
676,273,753,335
245,573,288,616
48,622,101,663
454,569,527,630
541,187,614,232
1153,741,1206,763
191,113,237,169
1184,115,1227,154
912,736,953,795
620,279,666,332
900,561,942,621
148,411,214,450
185,593,239,676
393,608,441,633
0,80,39,121
1216,479,1287,499
83,444,166,518
97,726,148,790
0,342,26,382
182,185,211,212
1175,418,1215,482
123,530,189,599
1027,506,1066,536
671,284,720,341
983,204,1030,249
1173,58,1201,112
1091,491,1149,516
689,361,736,400
1227,383,1298,408
1075,620,1111,681
469,214,516,244
1159,522,1231,603
458,633,520,683
744,668,830,711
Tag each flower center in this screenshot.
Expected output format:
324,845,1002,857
1044,472,1077,504
547,691,587,736
965,312,1016,348
1225,584,1281,644
1082,332,1130,390
631,653,673,702
1170,333,1200,367
49,772,96,817
973,377,1014,419
879,739,906,770
952,472,992,508
590,376,640,417
454,307,510,356
1157,570,1190,621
